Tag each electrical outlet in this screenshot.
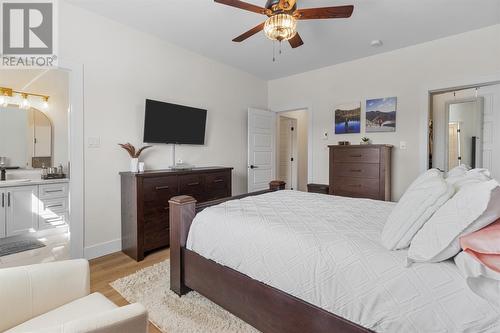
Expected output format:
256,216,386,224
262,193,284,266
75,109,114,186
399,141,407,150
323,131,328,140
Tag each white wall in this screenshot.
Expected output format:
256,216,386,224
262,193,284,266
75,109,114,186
278,110,308,191
268,24,500,200
58,1,268,255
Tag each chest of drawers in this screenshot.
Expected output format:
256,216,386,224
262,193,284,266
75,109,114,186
329,145,392,201
120,167,232,261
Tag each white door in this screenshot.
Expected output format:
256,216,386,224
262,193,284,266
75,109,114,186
278,116,298,190
480,85,500,180
248,108,276,192
5,186,38,236
0,190,5,238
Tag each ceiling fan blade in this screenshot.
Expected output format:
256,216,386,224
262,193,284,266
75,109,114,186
288,33,304,48
233,22,265,42
295,5,354,20
214,0,270,15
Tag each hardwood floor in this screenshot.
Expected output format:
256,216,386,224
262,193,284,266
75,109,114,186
89,248,170,333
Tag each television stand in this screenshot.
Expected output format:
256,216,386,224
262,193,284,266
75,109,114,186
169,143,194,169
120,166,233,261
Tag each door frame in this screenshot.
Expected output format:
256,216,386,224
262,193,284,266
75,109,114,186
272,107,313,185
278,115,298,190
419,73,500,174
57,60,85,259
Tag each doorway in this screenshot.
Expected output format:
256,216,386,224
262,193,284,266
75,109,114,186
276,109,308,191
278,116,298,190
430,83,500,179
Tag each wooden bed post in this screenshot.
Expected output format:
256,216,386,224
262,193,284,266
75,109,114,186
169,195,197,296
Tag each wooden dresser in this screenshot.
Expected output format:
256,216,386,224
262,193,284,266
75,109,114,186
120,167,232,261
329,145,392,201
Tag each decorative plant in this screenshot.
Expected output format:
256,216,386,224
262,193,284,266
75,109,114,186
361,137,370,143
118,143,152,158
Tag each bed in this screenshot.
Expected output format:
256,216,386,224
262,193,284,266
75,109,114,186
169,184,500,333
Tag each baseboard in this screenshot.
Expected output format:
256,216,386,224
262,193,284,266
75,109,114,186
84,239,121,260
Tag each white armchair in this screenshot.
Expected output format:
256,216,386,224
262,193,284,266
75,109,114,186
0,259,148,333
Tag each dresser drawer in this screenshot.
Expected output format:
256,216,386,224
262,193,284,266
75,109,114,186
204,172,230,200
333,148,380,164
144,223,169,251
332,177,380,199
333,163,380,179
40,197,68,213
38,211,68,230
39,183,68,199
143,176,179,203
179,174,205,201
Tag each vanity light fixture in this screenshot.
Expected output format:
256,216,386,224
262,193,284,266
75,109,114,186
0,87,12,107
0,86,49,110
42,96,49,110
21,93,31,109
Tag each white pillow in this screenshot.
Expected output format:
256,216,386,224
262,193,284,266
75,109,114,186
408,180,500,263
446,168,491,190
446,164,470,178
381,169,454,250
455,251,500,308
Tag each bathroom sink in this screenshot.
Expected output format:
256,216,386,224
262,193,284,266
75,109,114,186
0,179,32,185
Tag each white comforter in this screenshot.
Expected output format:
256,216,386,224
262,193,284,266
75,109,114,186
186,190,500,333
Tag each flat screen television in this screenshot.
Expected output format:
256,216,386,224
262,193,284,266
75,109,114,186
143,99,207,145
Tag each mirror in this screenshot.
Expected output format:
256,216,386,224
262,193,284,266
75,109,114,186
0,106,52,168
445,99,483,171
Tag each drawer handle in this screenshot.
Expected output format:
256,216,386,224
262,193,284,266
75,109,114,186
349,154,362,158
155,186,170,190
45,189,63,193
213,179,224,183
350,169,362,172
187,182,200,186
46,204,64,209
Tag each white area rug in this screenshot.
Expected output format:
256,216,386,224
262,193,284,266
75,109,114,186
110,260,259,333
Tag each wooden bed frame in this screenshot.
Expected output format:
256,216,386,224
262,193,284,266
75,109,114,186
169,181,373,333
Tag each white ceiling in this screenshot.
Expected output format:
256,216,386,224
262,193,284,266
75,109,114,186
65,0,500,80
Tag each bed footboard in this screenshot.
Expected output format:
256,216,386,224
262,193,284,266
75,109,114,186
169,195,196,295
169,180,285,296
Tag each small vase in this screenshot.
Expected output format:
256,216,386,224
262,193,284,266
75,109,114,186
130,158,139,172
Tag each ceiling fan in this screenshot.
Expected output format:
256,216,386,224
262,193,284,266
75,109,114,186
214,0,354,49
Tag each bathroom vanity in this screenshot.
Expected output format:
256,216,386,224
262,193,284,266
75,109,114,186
0,179,69,239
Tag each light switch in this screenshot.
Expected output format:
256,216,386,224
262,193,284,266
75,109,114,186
88,137,101,148
323,131,328,140
399,141,407,150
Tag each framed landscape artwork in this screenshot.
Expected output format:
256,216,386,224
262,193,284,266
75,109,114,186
334,102,361,134
366,97,397,132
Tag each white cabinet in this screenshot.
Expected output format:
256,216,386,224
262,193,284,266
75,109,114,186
5,186,38,236
0,182,68,239
38,183,69,230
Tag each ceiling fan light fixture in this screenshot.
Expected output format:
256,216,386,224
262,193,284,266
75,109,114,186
264,13,297,41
